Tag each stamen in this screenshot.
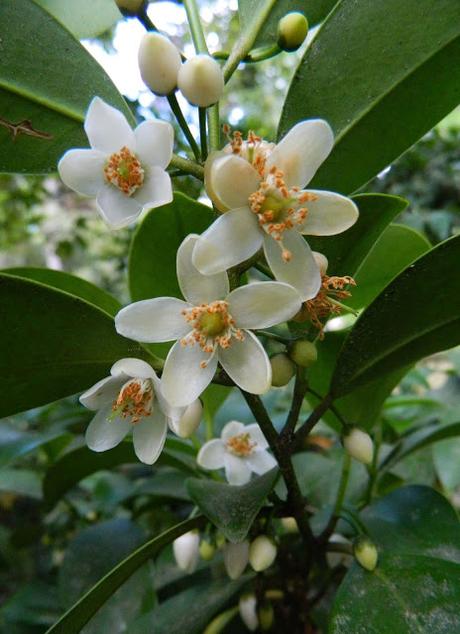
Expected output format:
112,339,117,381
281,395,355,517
223,127,273,176
226,432,256,457
301,275,356,339
104,146,144,196
110,378,153,424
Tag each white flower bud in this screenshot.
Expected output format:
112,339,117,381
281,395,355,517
249,535,277,572
239,594,258,631
173,530,200,573
277,12,309,51
289,340,318,368
354,536,378,571
138,32,181,96
115,0,144,13
175,399,203,438
177,55,224,107
280,516,299,533
223,540,249,580
312,251,329,277
270,353,296,387
343,428,374,465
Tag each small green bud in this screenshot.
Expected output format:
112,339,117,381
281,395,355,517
178,55,224,107
115,0,144,15
280,516,299,533
138,32,181,96
354,536,378,571
289,340,317,368
199,538,216,561
258,601,274,631
270,353,296,387
343,428,374,465
278,12,309,52
249,535,277,572
203,607,239,634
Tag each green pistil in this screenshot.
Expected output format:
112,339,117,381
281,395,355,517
200,312,226,337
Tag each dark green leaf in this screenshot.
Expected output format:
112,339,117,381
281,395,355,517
35,0,121,39
0,469,42,499
0,421,67,468
433,438,460,492
331,236,460,397
46,517,206,634
279,0,460,193
0,0,132,173
0,273,148,417
187,468,279,543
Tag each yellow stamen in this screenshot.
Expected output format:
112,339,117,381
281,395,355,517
226,432,256,457
110,378,153,424
104,146,144,196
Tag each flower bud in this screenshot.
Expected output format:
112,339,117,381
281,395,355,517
270,353,296,387
174,399,203,438
173,530,200,573
199,538,216,561
249,535,277,572
354,536,378,571
277,12,309,51
239,594,258,631
312,251,329,277
223,540,249,580
343,428,374,465
204,607,239,634
280,516,299,533
177,55,224,107
258,601,274,631
289,340,317,368
138,32,181,96
115,0,144,14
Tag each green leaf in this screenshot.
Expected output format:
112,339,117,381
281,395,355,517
330,486,460,633
279,0,460,193
0,469,42,499
330,235,460,398
3,268,121,316
308,194,408,276
35,0,121,40
433,438,460,492
0,421,68,469
46,517,205,634
0,0,132,174
187,468,279,543
0,273,147,417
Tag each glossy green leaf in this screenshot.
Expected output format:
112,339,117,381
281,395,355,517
0,273,147,417
0,421,68,469
0,469,42,499
330,486,460,633
35,0,121,40
330,236,460,397
3,268,121,316
433,438,460,492
279,0,460,193
187,468,279,543
0,0,132,174
46,517,205,634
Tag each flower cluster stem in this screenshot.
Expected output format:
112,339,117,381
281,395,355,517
199,108,208,160
169,153,204,180
281,369,308,438
167,93,201,162
294,392,334,448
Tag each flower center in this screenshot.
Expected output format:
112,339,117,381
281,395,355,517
104,146,144,196
223,126,274,177
248,167,317,262
226,432,256,457
110,377,153,424
181,300,244,367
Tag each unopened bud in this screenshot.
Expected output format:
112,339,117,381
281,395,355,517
239,594,258,631
199,538,216,561
343,428,374,465
223,540,249,580
280,516,299,533
178,55,224,107
258,601,274,631
249,535,277,572
312,251,329,277
115,0,144,14
289,340,317,368
354,536,378,571
277,12,309,51
204,607,239,634
138,32,181,96
270,353,296,387
173,530,200,573
173,399,203,438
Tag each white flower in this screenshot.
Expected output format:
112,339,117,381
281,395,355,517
115,234,301,407
58,97,173,228
192,120,359,300
173,530,200,573
197,421,277,485
79,357,186,465
223,539,249,579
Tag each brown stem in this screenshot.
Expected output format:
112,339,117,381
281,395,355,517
293,393,334,450
281,369,308,440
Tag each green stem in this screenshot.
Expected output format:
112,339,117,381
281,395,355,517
256,329,290,344
183,0,208,54
253,261,274,279
199,108,208,160
169,153,204,181
213,43,281,63
223,0,278,82
207,103,220,153
281,369,308,438
137,4,158,31
307,388,349,430
319,453,351,542
167,93,201,161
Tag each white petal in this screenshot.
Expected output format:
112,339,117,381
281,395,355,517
115,298,190,343
134,119,173,169
161,340,218,407
84,96,135,153
224,453,252,485
177,234,229,304
133,166,173,208
227,281,301,329
192,208,263,275
85,406,131,452
239,594,258,631
299,190,359,236
247,450,277,475
210,154,261,210
221,421,246,441
132,407,167,464
110,358,157,379
197,439,226,469
173,531,200,574
263,231,321,301
168,399,202,438
96,184,142,229
219,331,271,395
245,424,269,450
58,149,106,196
266,119,334,188
224,541,249,579
80,375,124,411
